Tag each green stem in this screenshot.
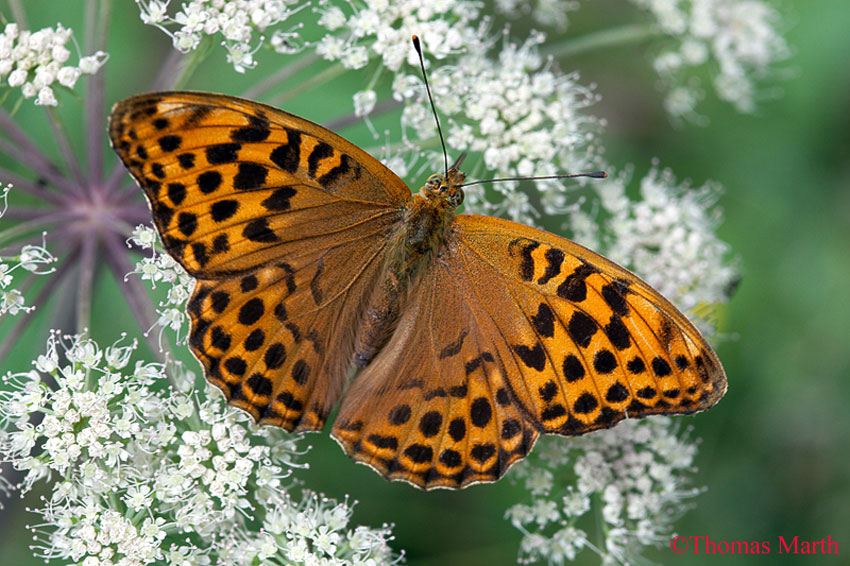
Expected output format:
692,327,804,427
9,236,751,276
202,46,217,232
542,23,661,59
0,214,62,250
268,62,348,106
171,38,215,90
241,51,321,100
45,106,85,187
364,135,441,159
8,0,26,28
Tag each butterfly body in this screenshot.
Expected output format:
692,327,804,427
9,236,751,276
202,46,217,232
109,92,726,490
354,200,447,367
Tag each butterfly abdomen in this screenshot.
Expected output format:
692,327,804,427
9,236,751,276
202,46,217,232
352,195,455,368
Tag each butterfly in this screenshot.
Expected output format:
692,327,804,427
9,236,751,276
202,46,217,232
109,91,726,489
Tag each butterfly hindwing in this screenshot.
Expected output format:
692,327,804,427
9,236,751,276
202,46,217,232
109,92,411,431
332,213,725,489
332,257,539,489
188,228,393,431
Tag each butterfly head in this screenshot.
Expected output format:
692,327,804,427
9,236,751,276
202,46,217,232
421,154,467,208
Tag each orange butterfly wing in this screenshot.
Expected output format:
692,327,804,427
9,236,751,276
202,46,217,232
110,91,726,489
109,92,410,431
332,214,725,489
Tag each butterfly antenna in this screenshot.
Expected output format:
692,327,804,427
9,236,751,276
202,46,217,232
412,35,450,177
461,171,608,188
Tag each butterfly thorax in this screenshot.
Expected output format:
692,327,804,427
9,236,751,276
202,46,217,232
351,168,465,368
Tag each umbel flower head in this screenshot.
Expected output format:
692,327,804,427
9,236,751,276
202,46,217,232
0,332,399,565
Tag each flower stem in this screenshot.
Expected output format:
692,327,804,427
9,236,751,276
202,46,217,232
85,0,112,185
241,51,321,100
325,97,402,132
0,246,78,364
0,110,79,196
542,23,660,59
171,39,215,90
267,62,347,106
0,213,65,251
45,107,85,188
8,0,26,29
76,236,97,334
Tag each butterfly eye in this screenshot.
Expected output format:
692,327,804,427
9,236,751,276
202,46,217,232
449,187,465,206
426,174,442,188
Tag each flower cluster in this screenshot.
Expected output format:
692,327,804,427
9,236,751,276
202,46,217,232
0,186,57,317
137,0,306,72
494,0,580,31
0,332,399,566
315,0,486,72
571,164,738,333
128,224,196,345
395,32,602,224
633,0,789,117
0,22,107,106
506,417,702,565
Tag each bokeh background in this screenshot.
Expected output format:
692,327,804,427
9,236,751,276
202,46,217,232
1,1,848,564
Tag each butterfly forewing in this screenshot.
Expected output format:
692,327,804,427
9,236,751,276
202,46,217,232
109,92,410,277
109,92,411,431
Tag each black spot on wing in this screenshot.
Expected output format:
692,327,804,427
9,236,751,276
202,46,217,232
261,186,297,211
210,200,238,222
231,116,270,142
573,392,598,414
177,153,195,169
601,281,630,316
508,238,540,282
531,303,555,338
557,263,598,302
512,342,546,371
439,328,469,359
167,183,186,205
243,218,279,243
310,259,324,305
233,162,268,190
317,153,353,187
567,310,597,348
603,315,631,350
197,171,222,194
158,135,181,152
537,247,564,285
270,128,301,173
470,398,492,427
307,142,333,178
206,143,241,164
562,354,585,382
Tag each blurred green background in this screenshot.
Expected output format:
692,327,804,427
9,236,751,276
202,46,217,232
1,1,848,564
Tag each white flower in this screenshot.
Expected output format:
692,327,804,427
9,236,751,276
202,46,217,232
316,0,486,72
572,163,738,333
396,31,601,224
0,24,106,104
136,0,305,71
633,0,788,117
353,89,377,117
509,418,705,564
2,332,396,565
494,0,580,31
